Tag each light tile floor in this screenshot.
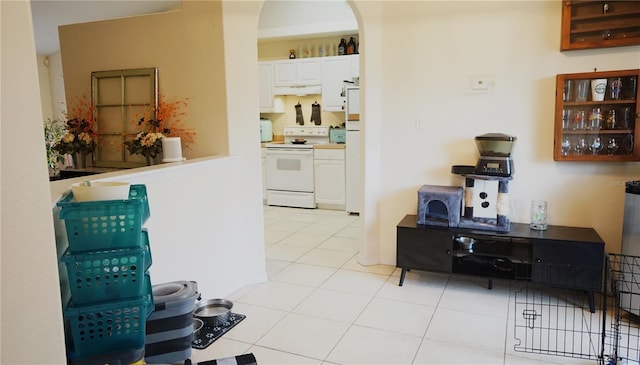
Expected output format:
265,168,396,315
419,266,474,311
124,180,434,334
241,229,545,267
189,206,614,365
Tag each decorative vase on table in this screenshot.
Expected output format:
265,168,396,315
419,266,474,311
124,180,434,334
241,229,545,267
73,151,87,169
144,152,154,166
143,151,162,166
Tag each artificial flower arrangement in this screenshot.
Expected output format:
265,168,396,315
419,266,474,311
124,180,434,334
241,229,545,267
124,118,165,164
124,95,196,164
52,95,97,159
43,118,67,176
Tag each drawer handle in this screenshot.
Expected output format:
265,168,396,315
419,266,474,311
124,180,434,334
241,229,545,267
535,258,541,263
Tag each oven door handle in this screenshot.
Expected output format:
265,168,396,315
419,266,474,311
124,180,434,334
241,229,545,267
265,148,314,156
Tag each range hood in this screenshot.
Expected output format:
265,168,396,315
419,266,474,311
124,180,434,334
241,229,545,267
273,85,322,96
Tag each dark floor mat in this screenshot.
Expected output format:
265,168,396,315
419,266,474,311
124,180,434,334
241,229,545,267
192,313,246,350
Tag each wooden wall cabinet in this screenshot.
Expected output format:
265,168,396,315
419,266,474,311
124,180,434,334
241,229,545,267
554,69,639,161
561,1,640,51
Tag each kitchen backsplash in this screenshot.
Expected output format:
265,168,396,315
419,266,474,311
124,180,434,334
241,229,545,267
260,94,345,136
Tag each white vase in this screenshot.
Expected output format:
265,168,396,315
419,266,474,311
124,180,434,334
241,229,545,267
162,137,184,162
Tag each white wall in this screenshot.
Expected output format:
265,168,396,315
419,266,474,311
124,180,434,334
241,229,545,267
351,1,640,265
36,55,53,119
1,0,67,363
37,52,65,120
50,157,268,300
47,52,67,119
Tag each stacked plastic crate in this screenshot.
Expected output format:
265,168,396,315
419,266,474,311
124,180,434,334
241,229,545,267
57,184,154,365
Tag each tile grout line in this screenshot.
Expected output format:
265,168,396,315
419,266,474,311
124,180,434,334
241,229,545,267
253,207,364,363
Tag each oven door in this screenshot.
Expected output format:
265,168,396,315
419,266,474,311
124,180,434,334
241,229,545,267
265,147,315,192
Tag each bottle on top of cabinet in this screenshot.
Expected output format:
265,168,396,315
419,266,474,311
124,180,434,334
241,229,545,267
338,38,347,55
346,37,356,55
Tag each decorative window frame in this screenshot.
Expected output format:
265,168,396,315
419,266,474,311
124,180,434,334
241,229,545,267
91,68,158,168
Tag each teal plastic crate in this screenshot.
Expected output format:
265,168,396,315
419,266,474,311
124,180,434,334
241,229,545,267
64,289,154,358
67,345,144,365
57,184,150,253
62,231,152,305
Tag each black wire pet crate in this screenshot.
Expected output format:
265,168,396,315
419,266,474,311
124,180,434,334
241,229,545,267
513,254,640,365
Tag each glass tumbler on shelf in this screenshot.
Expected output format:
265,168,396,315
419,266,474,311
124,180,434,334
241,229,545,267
623,134,634,155
606,109,616,130
625,76,637,100
561,136,572,156
610,78,622,100
575,80,590,102
575,137,588,155
590,137,602,155
620,107,631,130
591,78,607,102
530,200,548,231
562,109,573,130
607,138,619,155
589,107,602,130
563,80,573,102
574,110,586,130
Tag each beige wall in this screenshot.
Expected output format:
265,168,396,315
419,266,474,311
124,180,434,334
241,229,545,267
59,1,229,159
352,0,640,264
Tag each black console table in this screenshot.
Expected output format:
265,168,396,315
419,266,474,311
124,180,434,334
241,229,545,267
396,214,605,312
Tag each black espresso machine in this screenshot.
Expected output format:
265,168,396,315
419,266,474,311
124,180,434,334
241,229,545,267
450,133,517,232
452,133,517,177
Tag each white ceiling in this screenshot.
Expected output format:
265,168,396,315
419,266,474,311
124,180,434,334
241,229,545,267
30,0,357,56
258,0,356,41
31,0,182,55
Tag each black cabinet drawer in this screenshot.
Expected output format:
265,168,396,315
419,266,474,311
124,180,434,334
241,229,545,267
397,226,452,273
532,240,604,292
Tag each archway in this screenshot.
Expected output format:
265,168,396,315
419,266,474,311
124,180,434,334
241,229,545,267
256,0,379,265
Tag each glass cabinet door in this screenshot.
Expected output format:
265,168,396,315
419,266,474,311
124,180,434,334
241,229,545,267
554,69,639,161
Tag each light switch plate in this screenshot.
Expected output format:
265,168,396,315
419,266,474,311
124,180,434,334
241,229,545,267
471,77,490,90
467,74,495,93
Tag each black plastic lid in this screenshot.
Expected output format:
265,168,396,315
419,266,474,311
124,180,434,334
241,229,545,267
626,180,640,194
475,133,517,141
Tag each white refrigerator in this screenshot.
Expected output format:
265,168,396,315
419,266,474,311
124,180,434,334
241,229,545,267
345,87,360,214
621,180,640,316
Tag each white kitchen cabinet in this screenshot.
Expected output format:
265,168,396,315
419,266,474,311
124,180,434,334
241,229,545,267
314,149,345,207
351,54,360,78
321,56,352,112
258,61,284,113
274,59,321,87
258,62,274,112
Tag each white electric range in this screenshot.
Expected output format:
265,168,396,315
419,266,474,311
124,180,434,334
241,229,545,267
264,126,330,208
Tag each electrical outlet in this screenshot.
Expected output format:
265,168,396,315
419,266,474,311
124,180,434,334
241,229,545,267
415,118,426,129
